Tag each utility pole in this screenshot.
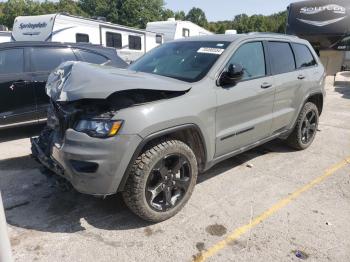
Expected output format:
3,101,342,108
0,192,13,262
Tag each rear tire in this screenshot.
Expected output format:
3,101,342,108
122,139,198,222
286,102,319,150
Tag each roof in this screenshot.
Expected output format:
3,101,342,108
172,33,304,43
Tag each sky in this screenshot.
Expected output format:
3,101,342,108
0,0,305,22
165,0,305,22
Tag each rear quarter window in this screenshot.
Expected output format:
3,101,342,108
76,49,109,64
268,42,296,75
292,43,317,69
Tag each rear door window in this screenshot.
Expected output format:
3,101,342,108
292,43,317,69
30,47,77,72
0,48,24,74
76,49,109,64
227,41,266,80
268,42,296,75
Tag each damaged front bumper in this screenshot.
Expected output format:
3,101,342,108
31,128,142,196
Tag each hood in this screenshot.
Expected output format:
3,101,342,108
46,61,191,102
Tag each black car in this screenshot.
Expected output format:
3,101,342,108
0,41,127,129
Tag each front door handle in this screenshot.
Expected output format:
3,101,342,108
261,82,272,89
298,75,306,80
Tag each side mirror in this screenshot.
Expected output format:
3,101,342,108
219,63,244,86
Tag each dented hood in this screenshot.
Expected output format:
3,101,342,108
46,61,191,102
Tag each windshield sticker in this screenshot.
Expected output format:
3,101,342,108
197,47,225,55
216,43,225,47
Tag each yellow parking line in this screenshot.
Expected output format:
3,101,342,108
193,156,350,262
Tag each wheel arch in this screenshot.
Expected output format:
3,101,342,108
306,92,324,116
117,124,207,192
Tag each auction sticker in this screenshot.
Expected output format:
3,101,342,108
197,47,225,55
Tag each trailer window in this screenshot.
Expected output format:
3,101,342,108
156,34,162,44
76,33,89,43
183,28,190,37
106,32,122,49
129,35,142,50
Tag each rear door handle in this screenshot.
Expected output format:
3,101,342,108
298,75,306,80
261,82,272,89
9,80,28,90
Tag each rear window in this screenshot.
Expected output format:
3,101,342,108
31,47,77,72
268,42,296,75
292,43,317,69
0,48,24,74
76,49,109,64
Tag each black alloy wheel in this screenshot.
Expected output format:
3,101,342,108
146,154,191,211
286,102,319,150
123,139,198,222
300,110,317,144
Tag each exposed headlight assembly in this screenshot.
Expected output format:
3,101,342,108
74,119,123,138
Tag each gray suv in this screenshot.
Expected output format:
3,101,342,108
32,33,325,222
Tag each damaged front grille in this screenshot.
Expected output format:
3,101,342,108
50,100,82,140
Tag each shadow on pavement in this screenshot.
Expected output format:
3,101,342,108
2,140,293,233
334,82,350,99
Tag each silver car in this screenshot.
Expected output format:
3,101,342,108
32,33,326,222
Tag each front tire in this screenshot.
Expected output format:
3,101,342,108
286,102,319,150
122,139,198,222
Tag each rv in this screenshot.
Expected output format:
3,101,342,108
0,31,11,43
12,13,163,63
146,18,213,42
287,0,350,75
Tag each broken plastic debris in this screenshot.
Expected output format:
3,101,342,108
295,250,309,260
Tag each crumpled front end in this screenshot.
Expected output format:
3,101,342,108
32,61,190,195
31,100,142,196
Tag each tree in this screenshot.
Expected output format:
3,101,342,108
56,0,85,16
161,8,174,20
79,0,118,23
117,0,164,28
174,10,185,21
185,7,208,28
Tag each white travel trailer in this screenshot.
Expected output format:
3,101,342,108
146,18,213,42
12,13,163,62
0,31,11,43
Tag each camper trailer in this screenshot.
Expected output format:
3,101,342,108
12,13,163,63
146,18,213,42
287,0,350,75
0,31,11,43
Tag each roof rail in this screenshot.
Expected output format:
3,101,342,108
247,32,299,38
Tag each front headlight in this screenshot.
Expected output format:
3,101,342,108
74,119,123,138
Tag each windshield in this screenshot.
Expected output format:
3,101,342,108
129,41,230,82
